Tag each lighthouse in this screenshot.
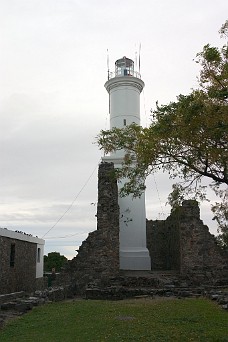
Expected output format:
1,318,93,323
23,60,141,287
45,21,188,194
103,56,151,270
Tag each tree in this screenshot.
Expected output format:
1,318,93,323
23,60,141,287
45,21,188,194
44,252,68,272
97,22,228,246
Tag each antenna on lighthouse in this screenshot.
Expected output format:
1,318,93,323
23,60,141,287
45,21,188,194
135,48,138,72
107,49,110,80
107,49,111,114
138,43,141,75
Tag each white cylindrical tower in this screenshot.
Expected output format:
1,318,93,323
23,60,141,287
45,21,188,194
103,56,151,270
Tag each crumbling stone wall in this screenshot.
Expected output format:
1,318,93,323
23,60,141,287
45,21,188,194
0,236,37,294
147,200,228,284
178,200,228,284
61,164,227,290
63,162,119,292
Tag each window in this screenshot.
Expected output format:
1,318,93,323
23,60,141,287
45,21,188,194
123,119,127,126
10,243,15,267
37,248,41,263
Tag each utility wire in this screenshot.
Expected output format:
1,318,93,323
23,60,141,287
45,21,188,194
45,232,87,239
42,161,100,238
153,173,165,218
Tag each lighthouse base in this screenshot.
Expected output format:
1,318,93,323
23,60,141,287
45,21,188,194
120,248,151,270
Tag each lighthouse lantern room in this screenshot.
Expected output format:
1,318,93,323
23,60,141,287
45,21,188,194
114,56,134,76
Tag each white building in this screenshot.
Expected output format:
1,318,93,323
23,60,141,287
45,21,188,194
103,56,151,270
0,227,45,294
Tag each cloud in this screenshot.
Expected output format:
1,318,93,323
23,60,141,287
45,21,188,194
0,0,226,258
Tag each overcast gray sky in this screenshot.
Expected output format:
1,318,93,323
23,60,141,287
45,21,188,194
0,0,227,259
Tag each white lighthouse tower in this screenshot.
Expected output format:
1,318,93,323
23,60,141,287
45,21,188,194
103,56,151,270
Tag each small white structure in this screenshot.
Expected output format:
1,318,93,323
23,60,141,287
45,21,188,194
103,56,151,270
0,228,45,278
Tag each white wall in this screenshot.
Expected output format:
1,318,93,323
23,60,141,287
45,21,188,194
36,243,45,278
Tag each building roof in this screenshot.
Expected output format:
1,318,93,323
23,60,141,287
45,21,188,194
0,227,45,245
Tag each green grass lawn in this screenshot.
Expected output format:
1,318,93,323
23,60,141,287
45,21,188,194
0,298,227,341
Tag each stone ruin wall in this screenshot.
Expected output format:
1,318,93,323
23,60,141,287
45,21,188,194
147,200,228,284
61,162,227,290
178,200,228,284
62,162,120,292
